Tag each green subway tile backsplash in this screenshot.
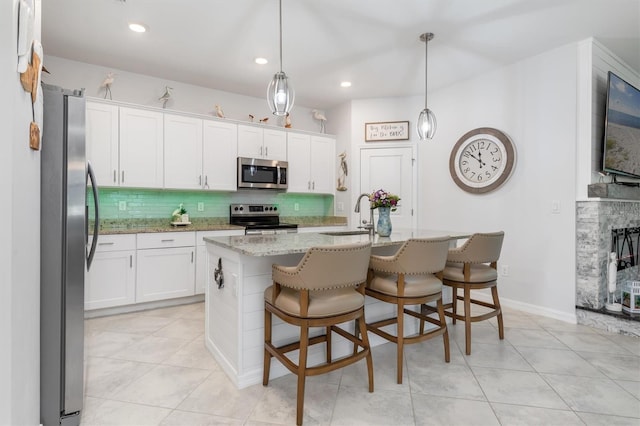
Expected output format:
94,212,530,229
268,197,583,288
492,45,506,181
88,188,334,220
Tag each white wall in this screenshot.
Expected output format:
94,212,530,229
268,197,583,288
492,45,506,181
42,56,326,133
332,43,581,320
1,1,42,425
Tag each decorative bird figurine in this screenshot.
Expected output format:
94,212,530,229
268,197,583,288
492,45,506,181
337,151,348,191
159,86,173,108
312,109,327,133
284,112,292,128
259,117,269,124
100,72,115,100
215,104,225,118
249,114,254,122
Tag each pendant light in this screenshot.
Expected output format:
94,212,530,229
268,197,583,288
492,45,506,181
267,0,294,116
417,32,436,140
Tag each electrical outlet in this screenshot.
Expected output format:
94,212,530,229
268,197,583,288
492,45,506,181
551,200,561,214
294,203,299,211
118,201,127,211
501,265,509,276
337,202,344,212
197,202,204,212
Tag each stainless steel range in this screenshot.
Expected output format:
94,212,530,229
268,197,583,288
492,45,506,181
230,203,298,235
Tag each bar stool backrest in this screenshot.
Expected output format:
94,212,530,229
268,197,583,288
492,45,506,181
448,231,504,264
370,237,450,275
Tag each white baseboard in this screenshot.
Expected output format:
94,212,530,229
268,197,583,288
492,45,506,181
471,292,577,324
84,294,204,318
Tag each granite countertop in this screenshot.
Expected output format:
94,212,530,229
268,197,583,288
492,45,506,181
95,216,347,235
204,228,472,257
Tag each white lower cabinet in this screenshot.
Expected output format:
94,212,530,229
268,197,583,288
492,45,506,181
136,232,196,303
195,230,245,295
85,234,136,310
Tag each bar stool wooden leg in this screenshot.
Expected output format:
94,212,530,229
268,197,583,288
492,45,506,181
326,326,332,363
396,301,404,384
358,313,374,392
296,324,309,426
263,308,272,386
436,297,450,363
492,285,504,340
464,285,472,356
451,285,458,324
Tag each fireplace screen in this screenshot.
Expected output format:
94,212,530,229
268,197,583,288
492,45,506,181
611,227,640,271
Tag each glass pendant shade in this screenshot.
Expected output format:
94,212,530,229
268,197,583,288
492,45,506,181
417,107,436,140
417,32,436,140
267,71,294,116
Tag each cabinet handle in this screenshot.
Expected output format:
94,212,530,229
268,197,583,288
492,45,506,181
121,170,125,183
161,239,175,242
199,175,202,186
130,255,133,268
308,181,311,190
113,170,116,183
260,146,263,156
265,146,268,157
312,181,315,190
204,175,209,188
98,242,114,246
191,251,194,263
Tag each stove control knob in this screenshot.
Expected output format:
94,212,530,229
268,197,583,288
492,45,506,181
273,206,278,211
239,206,244,211
234,206,239,211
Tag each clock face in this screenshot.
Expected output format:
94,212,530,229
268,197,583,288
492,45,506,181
449,128,515,194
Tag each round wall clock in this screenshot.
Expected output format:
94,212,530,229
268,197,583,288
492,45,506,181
449,127,516,194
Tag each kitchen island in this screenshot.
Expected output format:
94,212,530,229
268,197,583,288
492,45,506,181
203,229,470,388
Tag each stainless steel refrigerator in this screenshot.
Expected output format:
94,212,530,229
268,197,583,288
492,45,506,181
40,83,99,426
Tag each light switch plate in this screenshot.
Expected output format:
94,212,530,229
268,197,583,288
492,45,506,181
197,202,204,211
118,201,126,211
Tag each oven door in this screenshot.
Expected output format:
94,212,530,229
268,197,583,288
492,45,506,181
237,157,288,190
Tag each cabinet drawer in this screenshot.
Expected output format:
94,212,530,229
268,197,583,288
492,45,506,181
137,231,196,249
93,234,136,252
196,230,245,246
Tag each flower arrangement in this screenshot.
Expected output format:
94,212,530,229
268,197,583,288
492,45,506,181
171,203,187,221
369,189,400,211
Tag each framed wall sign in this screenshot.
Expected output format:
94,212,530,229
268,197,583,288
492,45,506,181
365,121,409,142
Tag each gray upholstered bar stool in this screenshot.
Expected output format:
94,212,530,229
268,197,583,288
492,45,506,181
263,242,373,426
441,231,505,355
364,237,451,384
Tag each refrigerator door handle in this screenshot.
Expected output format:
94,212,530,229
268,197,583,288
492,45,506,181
87,162,100,269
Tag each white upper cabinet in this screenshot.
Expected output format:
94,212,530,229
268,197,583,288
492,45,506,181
119,107,164,188
86,102,119,186
286,132,335,194
203,120,238,191
164,114,203,190
237,124,286,161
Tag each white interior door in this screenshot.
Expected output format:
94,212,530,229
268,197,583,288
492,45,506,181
360,147,414,229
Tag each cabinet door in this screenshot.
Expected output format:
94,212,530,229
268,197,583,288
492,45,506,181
263,128,287,160
164,114,203,190
194,230,244,294
286,132,311,193
86,102,119,186
119,107,164,188
310,136,335,194
237,125,263,158
203,120,237,191
136,247,195,303
85,250,136,310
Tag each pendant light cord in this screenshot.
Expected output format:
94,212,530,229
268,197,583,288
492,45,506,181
279,0,283,72
424,34,428,110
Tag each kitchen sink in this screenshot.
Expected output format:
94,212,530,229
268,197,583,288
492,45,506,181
320,230,371,236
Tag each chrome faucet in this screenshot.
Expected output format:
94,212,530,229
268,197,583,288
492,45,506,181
355,193,375,236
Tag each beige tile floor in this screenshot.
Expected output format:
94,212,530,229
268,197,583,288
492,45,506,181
81,302,640,425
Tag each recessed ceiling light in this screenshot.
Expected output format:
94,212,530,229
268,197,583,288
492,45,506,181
340,81,352,88
128,23,147,33
255,57,268,65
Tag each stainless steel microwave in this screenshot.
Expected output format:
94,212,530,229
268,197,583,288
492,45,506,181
237,157,288,190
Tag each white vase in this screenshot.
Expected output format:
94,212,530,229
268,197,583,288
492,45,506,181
181,214,190,223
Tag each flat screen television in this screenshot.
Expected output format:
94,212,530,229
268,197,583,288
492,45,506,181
602,71,640,179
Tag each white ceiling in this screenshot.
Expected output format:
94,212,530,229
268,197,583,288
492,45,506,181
42,0,640,110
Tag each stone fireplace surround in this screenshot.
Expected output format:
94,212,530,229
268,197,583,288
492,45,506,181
576,197,640,336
